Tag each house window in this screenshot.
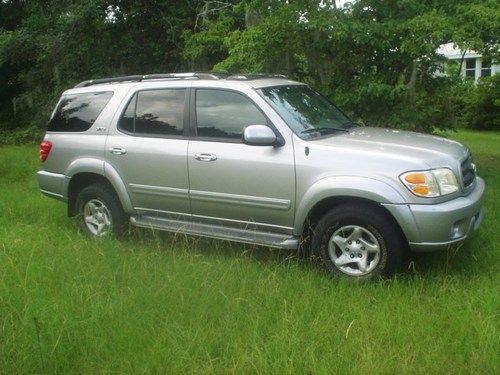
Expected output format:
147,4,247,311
465,58,476,78
481,60,491,77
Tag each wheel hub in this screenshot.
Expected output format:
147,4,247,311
83,199,112,236
328,225,381,276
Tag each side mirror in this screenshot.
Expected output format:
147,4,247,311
243,125,278,146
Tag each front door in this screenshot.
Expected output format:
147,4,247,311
187,88,295,230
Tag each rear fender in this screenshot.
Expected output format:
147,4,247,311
63,158,134,212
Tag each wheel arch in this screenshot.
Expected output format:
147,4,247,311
66,165,133,217
295,177,409,244
67,173,108,216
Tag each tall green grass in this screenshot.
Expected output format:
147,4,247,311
0,131,498,373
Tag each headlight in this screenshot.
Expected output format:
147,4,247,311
400,168,459,197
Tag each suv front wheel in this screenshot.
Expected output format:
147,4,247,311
76,184,128,237
311,203,404,279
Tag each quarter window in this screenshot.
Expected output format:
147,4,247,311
48,91,113,132
195,89,267,140
118,89,185,136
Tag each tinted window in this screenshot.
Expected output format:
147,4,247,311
196,89,267,139
136,89,185,135
118,89,185,136
48,91,113,132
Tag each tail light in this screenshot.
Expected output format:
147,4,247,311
39,141,53,162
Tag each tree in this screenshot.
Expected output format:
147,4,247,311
0,0,203,131
0,0,498,137
183,0,499,132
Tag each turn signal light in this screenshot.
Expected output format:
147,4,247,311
404,173,426,184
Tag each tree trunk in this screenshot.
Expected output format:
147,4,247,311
457,50,466,77
406,59,418,102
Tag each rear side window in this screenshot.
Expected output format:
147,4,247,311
118,89,185,136
48,91,113,132
195,89,267,140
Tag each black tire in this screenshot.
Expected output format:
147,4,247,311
311,203,404,279
75,184,128,237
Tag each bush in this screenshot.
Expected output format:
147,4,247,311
466,75,499,131
449,79,476,128
0,126,42,145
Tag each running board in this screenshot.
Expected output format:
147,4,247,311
130,215,299,249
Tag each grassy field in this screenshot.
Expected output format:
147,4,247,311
0,131,498,373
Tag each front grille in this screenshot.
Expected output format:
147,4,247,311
461,154,476,188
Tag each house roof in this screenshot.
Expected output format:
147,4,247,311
437,42,481,60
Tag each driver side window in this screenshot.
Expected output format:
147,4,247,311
195,89,267,140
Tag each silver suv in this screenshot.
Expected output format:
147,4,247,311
37,73,485,279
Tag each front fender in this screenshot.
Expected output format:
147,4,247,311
294,176,406,234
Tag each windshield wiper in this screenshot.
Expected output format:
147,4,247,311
341,121,359,129
300,127,349,135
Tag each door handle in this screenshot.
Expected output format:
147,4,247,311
194,153,217,162
109,147,127,155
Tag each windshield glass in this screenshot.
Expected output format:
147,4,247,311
259,85,355,139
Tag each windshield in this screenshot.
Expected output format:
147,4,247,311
258,85,355,139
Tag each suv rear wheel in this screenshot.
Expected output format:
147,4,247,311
311,203,403,279
75,184,128,237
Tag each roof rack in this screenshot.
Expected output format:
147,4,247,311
74,72,229,88
73,72,289,88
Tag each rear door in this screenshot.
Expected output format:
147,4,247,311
106,86,190,215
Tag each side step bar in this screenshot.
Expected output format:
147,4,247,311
130,215,300,249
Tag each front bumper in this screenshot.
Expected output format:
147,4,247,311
383,177,485,251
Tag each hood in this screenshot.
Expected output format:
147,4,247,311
310,127,469,167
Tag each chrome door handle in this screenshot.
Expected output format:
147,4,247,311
109,147,127,155
194,153,217,162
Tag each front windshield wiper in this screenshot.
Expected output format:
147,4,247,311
300,127,349,135
341,121,359,129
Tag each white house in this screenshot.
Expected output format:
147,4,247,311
437,42,499,82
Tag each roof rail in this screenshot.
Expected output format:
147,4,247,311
226,73,288,81
73,72,229,88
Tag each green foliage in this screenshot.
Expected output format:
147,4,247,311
453,0,500,60
0,0,202,133
0,0,499,138
448,76,500,131
0,126,43,146
182,15,235,71
183,0,499,133
463,75,500,130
